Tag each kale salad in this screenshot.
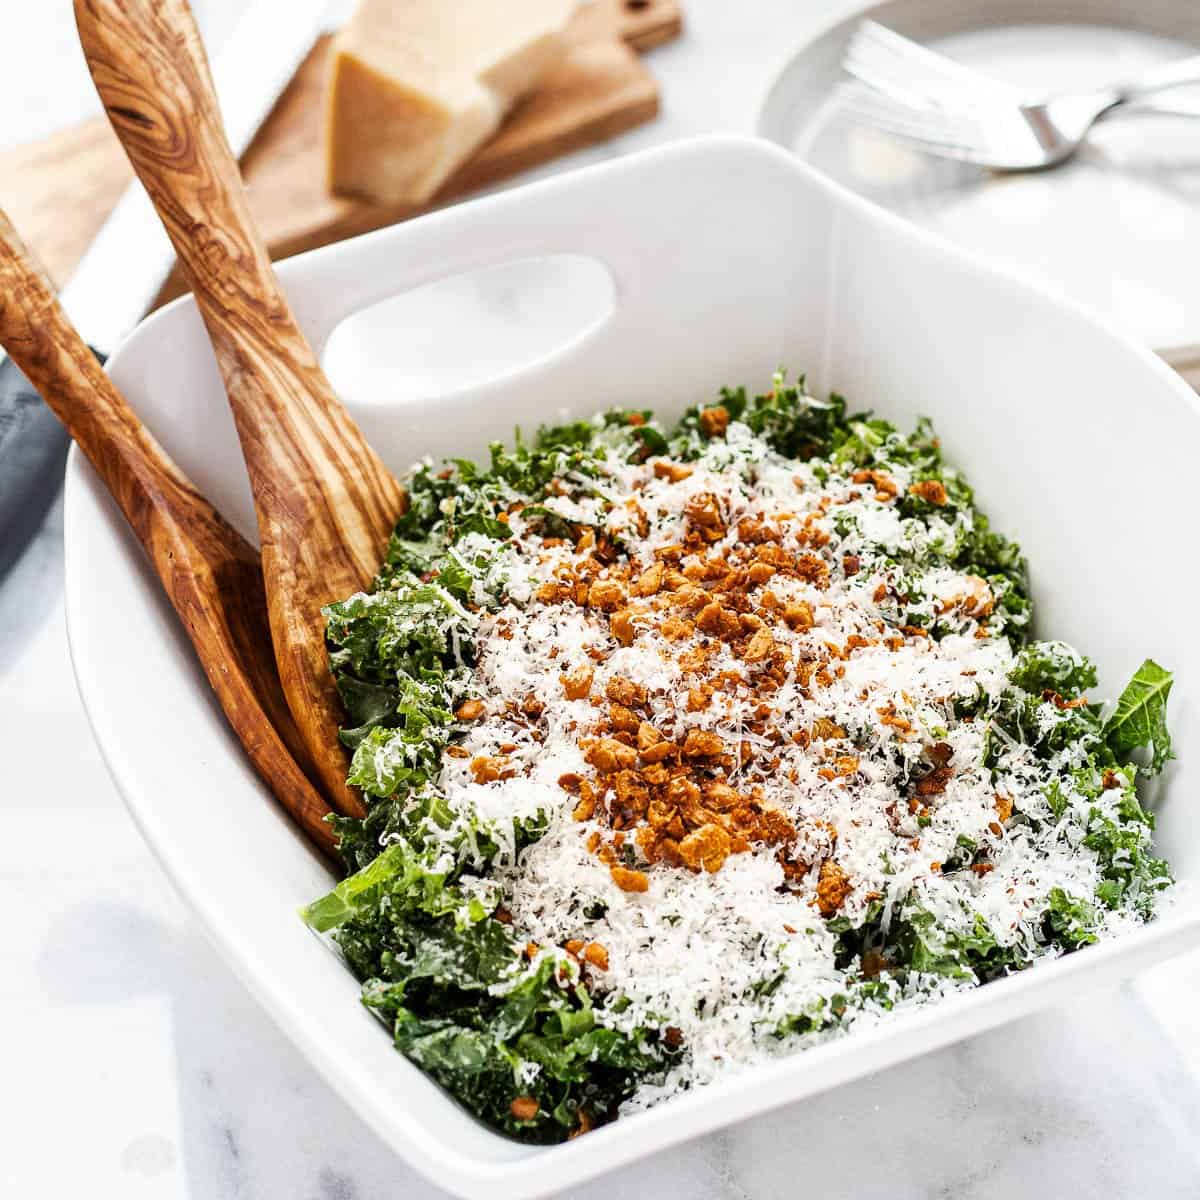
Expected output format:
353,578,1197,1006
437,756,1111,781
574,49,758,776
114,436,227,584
303,374,1175,1143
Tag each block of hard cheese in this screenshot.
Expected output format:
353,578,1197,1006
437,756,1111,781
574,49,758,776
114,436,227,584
325,0,577,205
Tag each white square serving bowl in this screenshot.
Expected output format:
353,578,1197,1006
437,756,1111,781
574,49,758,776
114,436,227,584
65,135,1200,1199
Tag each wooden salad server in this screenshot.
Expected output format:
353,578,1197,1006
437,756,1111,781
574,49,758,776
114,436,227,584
75,0,407,819
0,210,337,856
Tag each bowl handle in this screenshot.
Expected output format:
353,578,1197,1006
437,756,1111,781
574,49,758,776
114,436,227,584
275,167,647,358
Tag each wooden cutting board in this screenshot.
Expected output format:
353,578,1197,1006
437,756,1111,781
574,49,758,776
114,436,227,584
1,0,682,303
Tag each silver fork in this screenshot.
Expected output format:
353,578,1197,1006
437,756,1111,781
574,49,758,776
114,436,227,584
842,20,1200,171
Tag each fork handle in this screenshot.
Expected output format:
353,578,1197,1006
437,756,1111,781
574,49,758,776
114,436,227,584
1121,54,1200,103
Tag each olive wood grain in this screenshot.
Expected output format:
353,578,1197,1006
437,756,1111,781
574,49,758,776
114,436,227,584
0,210,336,857
76,0,408,819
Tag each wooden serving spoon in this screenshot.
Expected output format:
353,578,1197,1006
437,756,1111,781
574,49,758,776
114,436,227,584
0,210,337,857
75,0,407,819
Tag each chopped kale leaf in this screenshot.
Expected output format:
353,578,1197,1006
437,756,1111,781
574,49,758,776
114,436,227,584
1105,659,1174,774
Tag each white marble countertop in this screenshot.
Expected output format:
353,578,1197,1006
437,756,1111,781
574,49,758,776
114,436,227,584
7,4,1200,1197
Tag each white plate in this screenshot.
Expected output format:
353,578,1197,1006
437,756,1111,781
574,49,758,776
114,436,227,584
65,136,1200,1199
757,0,1200,373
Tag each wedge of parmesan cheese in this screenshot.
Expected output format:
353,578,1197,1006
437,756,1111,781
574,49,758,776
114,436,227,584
324,0,577,205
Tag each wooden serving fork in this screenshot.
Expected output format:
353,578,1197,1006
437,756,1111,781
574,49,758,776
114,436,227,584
75,0,408,819
0,210,336,856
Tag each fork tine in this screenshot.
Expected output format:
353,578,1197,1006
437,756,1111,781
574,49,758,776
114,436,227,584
845,21,1020,110
843,45,946,111
853,23,993,85
852,21,1018,95
840,23,1049,168
841,95,1033,166
846,123,1006,168
840,88,982,146
844,29,960,106
838,91,1001,165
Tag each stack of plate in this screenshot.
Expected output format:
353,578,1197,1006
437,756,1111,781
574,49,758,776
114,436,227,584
757,0,1200,384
